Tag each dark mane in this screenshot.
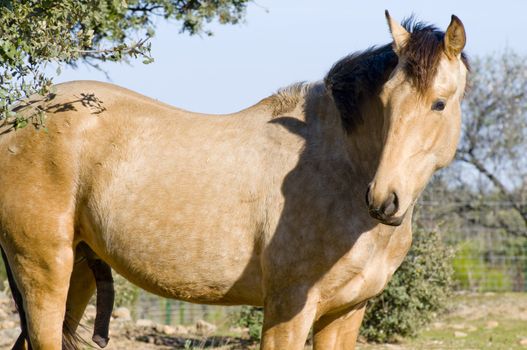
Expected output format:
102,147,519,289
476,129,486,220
325,17,469,133
325,44,397,132
400,18,445,92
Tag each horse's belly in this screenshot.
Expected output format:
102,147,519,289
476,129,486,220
77,131,269,305
79,207,264,305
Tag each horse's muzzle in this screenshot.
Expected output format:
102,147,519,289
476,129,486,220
368,208,404,226
365,186,404,226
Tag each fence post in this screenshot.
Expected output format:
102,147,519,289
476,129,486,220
179,300,185,324
165,299,172,325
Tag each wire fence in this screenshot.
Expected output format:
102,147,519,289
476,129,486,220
129,292,240,328
417,199,527,292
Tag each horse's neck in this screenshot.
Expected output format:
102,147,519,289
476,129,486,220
299,88,385,193
306,90,385,178
345,97,386,179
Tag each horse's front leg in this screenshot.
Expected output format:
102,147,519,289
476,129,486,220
261,286,318,350
312,303,366,350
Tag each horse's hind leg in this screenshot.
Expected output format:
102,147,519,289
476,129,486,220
3,224,75,350
1,247,30,350
63,248,97,346
4,244,111,350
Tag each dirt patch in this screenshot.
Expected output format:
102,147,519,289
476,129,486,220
1,291,526,349
445,292,527,321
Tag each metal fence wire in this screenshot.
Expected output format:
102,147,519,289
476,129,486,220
417,198,527,293
129,292,240,327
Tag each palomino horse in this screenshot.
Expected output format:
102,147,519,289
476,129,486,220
0,11,468,349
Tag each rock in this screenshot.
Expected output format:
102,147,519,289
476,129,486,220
0,308,8,320
383,345,404,349
454,331,468,338
154,323,165,333
451,323,466,330
112,307,131,321
466,326,478,332
486,320,499,329
162,325,176,335
0,328,20,347
173,324,189,335
0,320,16,330
432,322,445,329
135,319,155,328
84,304,96,322
195,319,217,335
229,326,249,336
146,335,156,344
0,292,10,304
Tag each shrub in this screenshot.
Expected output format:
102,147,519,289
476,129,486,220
361,229,454,342
114,274,140,308
233,306,264,340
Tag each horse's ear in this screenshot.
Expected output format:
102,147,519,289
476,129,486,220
385,10,409,54
444,15,466,59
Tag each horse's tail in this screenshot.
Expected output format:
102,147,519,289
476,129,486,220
86,256,114,348
1,246,81,350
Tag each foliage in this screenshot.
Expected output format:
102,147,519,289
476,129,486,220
114,274,140,308
360,229,454,342
0,260,5,284
0,0,250,128
232,305,263,341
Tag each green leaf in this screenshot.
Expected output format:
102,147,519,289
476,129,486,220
142,57,154,64
14,118,28,130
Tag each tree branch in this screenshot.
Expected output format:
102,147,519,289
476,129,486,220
76,38,150,57
459,152,527,228
127,5,164,13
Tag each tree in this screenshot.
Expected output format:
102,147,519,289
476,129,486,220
454,51,527,236
0,0,250,128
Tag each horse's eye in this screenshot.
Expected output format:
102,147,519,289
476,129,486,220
432,100,446,111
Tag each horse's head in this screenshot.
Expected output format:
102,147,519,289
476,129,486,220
366,12,468,226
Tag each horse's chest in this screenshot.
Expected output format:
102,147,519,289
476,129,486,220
319,227,412,313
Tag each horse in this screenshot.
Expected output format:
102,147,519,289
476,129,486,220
0,11,468,350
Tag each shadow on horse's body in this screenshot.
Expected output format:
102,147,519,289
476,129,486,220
0,12,468,350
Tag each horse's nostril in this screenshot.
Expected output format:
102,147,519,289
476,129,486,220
382,192,399,217
365,184,372,207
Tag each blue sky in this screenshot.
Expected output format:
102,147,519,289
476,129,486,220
55,0,526,114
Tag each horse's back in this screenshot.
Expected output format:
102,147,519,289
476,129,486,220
0,80,310,304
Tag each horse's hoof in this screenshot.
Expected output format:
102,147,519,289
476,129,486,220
92,334,109,348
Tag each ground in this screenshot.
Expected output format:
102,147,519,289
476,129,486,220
357,293,527,350
1,292,526,349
